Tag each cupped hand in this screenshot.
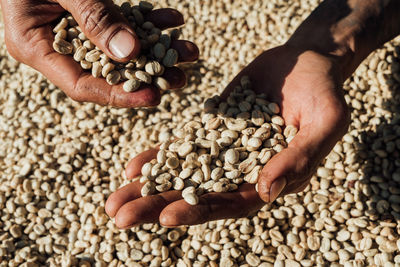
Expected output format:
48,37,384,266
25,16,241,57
0,0,199,107
105,44,350,228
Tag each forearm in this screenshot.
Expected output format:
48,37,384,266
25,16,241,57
287,0,400,81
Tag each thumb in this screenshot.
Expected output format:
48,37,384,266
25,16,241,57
257,94,350,202
58,0,140,62
257,127,332,203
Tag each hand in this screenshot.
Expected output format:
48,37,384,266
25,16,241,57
105,44,350,228
0,0,198,107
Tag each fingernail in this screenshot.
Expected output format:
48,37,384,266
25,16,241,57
269,177,287,202
160,216,179,228
121,223,139,229
109,30,136,59
160,224,177,229
124,169,131,179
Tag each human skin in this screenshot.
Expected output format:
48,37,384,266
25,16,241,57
0,0,199,107
105,0,400,228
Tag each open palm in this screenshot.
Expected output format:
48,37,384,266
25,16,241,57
105,45,350,227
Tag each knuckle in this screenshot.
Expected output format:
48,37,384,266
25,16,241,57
297,155,315,179
284,151,315,184
68,87,85,103
78,2,111,38
69,93,84,103
107,89,116,106
69,77,93,104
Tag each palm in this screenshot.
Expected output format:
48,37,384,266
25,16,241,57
231,46,349,197
105,45,350,227
2,1,64,60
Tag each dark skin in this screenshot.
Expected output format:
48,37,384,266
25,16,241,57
2,0,399,227
105,46,350,228
105,0,400,228
0,0,199,107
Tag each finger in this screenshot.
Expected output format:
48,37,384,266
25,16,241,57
32,35,161,108
114,191,182,228
33,48,161,107
146,8,184,30
257,133,323,203
105,180,142,218
172,40,199,63
125,148,159,179
257,108,350,203
162,67,186,89
159,184,264,227
161,40,200,89
57,0,140,62
73,73,162,107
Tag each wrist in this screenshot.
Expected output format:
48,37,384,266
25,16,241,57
286,0,400,81
285,32,354,84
